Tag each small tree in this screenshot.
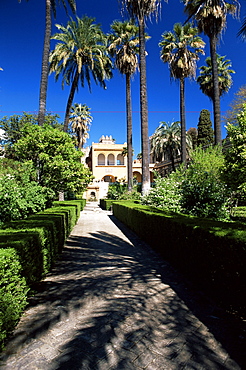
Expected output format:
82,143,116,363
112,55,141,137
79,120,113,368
197,109,214,147
13,124,93,197
0,113,61,158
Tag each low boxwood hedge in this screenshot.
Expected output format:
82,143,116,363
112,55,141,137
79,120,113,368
53,200,82,219
113,201,246,315
99,199,114,210
0,248,29,351
0,199,84,350
0,229,46,284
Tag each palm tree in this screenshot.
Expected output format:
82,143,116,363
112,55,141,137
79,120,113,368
159,23,205,165
49,16,113,132
19,0,76,126
150,121,182,172
238,15,246,39
184,0,239,145
69,103,92,149
197,54,235,100
108,20,140,192
121,0,161,195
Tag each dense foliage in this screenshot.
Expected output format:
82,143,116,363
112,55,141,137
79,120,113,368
0,160,53,225
197,109,214,147
142,171,182,213
0,248,29,350
142,146,230,220
0,114,93,224
180,146,229,220
107,182,140,201
222,104,246,204
13,123,92,195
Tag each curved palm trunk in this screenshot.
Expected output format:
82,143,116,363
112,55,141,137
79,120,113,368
139,16,150,195
126,73,133,191
210,34,221,145
38,0,51,126
180,77,186,165
64,69,79,132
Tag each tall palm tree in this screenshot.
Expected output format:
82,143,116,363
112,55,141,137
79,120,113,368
69,103,92,149
184,0,239,145
150,121,182,172
121,0,161,195
238,15,246,39
159,23,205,165
19,0,76,126
108,20,140,192
49,16,113,132
197,54,235,100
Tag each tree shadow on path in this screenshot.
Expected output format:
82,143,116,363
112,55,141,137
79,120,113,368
1,215,245,370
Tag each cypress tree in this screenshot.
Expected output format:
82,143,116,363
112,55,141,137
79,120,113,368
197,109,214,147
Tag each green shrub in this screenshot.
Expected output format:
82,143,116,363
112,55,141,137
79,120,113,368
0,248,29,350
3,217,60,272
100,199,114,210
142,172,182,212
180,146,230,220
107,183,127,200
231,206,246,222
0,228,48,284
52,200,81,219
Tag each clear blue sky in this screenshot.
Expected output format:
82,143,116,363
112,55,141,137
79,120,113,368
1,0,246,157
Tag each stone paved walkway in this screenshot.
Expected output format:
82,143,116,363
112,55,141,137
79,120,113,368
0,202,245,369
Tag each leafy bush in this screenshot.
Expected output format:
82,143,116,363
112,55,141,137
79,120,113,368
142,171,182,212
107,183,127,200
0,160,54,225
222,104,246,205
0,248,29,350
107,182,140,201
180,146,230,220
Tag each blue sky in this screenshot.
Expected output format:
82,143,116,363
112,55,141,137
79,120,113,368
1,0,246,157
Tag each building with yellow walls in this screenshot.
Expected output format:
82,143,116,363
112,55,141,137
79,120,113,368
84,135,155,200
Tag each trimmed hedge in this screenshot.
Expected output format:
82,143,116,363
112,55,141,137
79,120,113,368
0,229,46,284
99,199,114,210
113,201,246,315
0,200,83,350
0,248,29,351
231,206,246,223
53,200,82,219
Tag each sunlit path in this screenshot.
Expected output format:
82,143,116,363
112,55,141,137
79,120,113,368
0,202,243,369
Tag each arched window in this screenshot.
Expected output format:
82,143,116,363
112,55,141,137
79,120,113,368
107,154,115,165
98,154,105,165
117,154,124,165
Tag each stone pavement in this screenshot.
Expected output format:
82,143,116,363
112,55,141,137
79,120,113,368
0,202,245,370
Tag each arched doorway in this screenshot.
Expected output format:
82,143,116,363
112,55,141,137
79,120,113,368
102,175,115,183
133,171,142,183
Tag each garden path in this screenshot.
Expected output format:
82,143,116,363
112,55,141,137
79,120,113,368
0,202,245,369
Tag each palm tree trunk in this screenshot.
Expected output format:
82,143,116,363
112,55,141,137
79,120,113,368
180,77,186,165
138,16,150,195
210,34,221,145
126,73,133,192
38,0,51,126
64,69,79,132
